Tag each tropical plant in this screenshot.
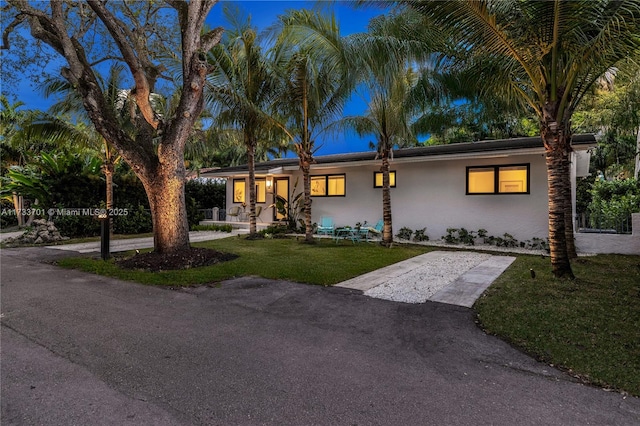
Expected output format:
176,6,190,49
338,10,449,246
270,178,304,231
207,7,291,236
271,9,354,242
574,55,640,179
405,0,640,278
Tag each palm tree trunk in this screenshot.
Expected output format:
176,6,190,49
247,136,257,236
381,149,393,247
542,126,574,279
13,193,24,227
103,162,115,237
562,149,577,259
301,159,314,243
635,125,640,179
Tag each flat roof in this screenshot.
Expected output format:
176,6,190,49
201,134,596,177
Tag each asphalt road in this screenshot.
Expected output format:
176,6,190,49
1,247,639,425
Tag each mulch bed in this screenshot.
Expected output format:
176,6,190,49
116,247,238,272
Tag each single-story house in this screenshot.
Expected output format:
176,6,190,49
201,134,599,246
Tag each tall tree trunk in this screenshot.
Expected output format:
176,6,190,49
542,123,574,279
103,161,115,236
562,149,577,259
12,193,24,227
247,136,257,236
302,159,314,242
635,125,640,179
381,148,393,247
141,160,190,254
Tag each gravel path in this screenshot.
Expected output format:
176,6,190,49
363,251,493,303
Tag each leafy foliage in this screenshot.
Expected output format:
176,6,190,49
395,227,413,240
588,178,640,231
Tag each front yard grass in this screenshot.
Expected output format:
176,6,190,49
475,254,640,396
56,237,431,286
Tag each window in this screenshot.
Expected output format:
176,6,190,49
374,171,396,188
311,174,346,196
467,164,529,194
255,179,266,203
233,179,246,203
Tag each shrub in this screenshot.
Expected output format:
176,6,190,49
0,199,18,228
259,224,290,238
191,224,232,232
396,227,413,240
53,210,101,238
413,227,429,242
587,178,640,232
185,178,226,210
442,227,475,245
113,205,152,235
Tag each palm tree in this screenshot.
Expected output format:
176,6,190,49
207,9,291,236
339,10,455,246
405,0,640,278
272,10,354,242
28,65,136,223
340,70,422,246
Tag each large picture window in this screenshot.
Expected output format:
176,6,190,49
467,164,529,194
374,171,396,188
311,174,346,197
233,179,246,203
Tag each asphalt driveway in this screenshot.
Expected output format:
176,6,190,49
1,247,638,425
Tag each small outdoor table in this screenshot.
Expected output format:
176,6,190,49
333,227,368,243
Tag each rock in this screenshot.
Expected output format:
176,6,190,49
3,221,69,246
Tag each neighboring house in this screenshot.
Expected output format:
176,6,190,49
201,135,596,244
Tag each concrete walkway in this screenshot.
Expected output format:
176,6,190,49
337,251,516,307
44,230,245,254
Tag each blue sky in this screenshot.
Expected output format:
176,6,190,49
6,1,384,156
205,1,385,155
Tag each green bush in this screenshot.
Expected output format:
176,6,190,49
259,224,290,238
413,228,429,242
191,224,233,232
0,199,18,228
113,205,152,235
53,210,101,238
396,227,413,240
185,179,226,210
588,178,640,231
442,227,476,245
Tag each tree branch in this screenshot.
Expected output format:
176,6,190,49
87,0,159,130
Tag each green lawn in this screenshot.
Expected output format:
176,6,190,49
475,254,640,396
56,237,431,286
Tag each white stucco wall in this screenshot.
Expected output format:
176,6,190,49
297,152,550,242
575,213,640,255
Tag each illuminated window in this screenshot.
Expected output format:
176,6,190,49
233,179,246,203
374,171,396,188
311,174,346,197
467,164,529,194
255,179,266,203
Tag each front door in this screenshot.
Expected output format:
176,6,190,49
274,177,289,221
